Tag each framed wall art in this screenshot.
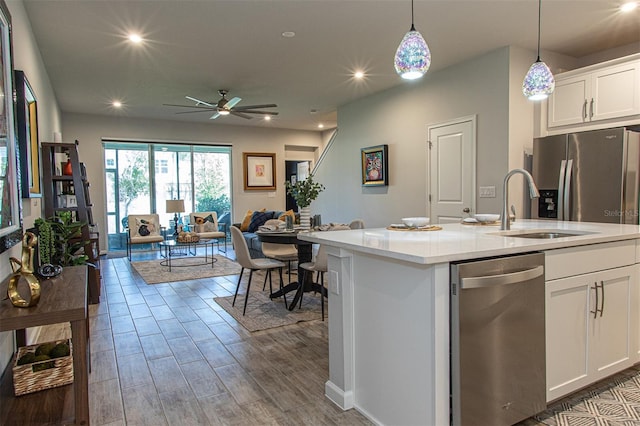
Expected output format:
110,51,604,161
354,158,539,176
361,144,388,186
243,152,276,190
15,70,40,197
0,0,23,254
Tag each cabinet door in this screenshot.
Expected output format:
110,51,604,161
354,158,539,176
591,61,640,122
589,265,635,382
546,265,638,402
547,74,589,128
546,275,591,402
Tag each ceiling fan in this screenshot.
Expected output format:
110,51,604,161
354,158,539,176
164,89,278,120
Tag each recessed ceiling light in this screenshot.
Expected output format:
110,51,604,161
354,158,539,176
112,101,122,108
354,71,365,79
282,31,296,38
128,33,143,44
620,1,638,12
318,123,324,129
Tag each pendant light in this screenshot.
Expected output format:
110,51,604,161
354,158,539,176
394,0,431,80
522,0,555,100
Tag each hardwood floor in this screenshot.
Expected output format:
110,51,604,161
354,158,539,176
1,250,371,425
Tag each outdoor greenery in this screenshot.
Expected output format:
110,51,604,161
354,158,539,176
193,153,231,215
285,174,325,208
118,152,149,219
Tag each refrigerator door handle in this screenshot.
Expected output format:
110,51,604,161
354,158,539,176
564,159,574,220
557,160,567,220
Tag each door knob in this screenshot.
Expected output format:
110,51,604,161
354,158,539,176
463,208,470,213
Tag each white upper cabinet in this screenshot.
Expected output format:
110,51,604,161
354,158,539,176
548,55,640,129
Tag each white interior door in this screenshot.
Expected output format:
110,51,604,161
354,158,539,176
428,117,476,224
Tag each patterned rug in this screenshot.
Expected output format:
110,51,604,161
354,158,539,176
214,277,325,332
519,367,640,425
131,255,241,284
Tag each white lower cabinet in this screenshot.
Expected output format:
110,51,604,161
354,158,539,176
546,264,638,402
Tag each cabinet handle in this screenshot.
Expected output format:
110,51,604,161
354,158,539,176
589,98,594,119
583,99,588,120
599,280,605,317
589,282,600,319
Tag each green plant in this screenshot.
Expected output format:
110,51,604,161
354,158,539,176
35,212,89,266
285,174,325,208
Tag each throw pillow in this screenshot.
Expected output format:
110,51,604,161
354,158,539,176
278,209,296,222
198,221,217,232
194,214,215,225
248,210,274,233
134,218,158,237
240,210,253,231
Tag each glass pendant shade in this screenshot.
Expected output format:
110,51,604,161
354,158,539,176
394,28,431,80
522,59,555,100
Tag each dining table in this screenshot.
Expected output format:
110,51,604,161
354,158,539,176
256,230,323,310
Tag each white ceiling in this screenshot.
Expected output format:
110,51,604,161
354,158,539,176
22,0,640,132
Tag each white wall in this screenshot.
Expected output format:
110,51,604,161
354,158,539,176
312,47,514,227
62,113,323,251
1,0,62,376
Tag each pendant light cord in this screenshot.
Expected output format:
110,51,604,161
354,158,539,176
410,0,416,31
536,0,542,62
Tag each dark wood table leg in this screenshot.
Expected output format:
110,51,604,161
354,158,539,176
71,318,90,425
15,329,26,347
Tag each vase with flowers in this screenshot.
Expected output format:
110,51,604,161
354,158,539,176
285,174,325,229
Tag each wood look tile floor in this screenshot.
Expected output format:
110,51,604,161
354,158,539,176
5,250,372,426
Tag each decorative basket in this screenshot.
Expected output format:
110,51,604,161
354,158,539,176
177,232,200,243
12,339,73,396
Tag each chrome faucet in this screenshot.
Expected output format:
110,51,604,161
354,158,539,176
501,169,540,230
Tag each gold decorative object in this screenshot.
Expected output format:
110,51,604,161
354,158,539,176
177,231,200,243
7,232,41,308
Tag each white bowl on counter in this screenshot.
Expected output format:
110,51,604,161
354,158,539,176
473,214,500,223
402,217,430,227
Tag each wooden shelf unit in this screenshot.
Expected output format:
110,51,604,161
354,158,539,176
40,141,101,304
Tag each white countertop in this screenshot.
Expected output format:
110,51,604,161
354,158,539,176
297,220,640,265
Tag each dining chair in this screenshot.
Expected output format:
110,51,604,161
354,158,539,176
298,244,328,320
230,226,287,315
261,242,298,285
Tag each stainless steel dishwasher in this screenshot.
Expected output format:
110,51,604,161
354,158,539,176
450,252,546,426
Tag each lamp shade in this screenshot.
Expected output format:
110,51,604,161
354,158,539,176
394,29,431,80
165,199,185,213
522,60,555,100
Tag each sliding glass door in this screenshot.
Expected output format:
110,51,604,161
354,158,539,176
104,141,231,251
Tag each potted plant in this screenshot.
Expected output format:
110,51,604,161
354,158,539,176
34,211,89,269
285,174,325,229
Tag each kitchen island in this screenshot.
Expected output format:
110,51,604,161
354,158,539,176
298,220,640,426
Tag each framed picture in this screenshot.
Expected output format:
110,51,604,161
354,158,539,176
243,152,276,190
361,144,388,186
0,0,23,255
15,70,40,197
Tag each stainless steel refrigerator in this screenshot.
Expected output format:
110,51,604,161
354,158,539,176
531,126,640,224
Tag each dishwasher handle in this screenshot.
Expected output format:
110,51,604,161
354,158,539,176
461,265,544,289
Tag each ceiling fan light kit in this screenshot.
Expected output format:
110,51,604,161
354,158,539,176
394,0,431,80
522,0,555,100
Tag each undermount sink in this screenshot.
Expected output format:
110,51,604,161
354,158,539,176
490,229,596,239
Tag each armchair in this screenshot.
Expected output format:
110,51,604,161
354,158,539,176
189,211,227,253
126,214,164,260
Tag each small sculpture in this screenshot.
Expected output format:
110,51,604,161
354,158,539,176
7,232,41,308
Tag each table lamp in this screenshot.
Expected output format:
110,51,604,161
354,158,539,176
165,199,185,236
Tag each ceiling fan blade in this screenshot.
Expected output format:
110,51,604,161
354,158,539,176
174,110,215,115
225,97,242,109
210,112,221,120
230,111,253,119
233,103,277,111
235,110,280,116
164,103,217,110
186,96,215,107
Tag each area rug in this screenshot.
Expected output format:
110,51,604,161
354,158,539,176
131,255,241,284
214,285,325,332
523,367,640,425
